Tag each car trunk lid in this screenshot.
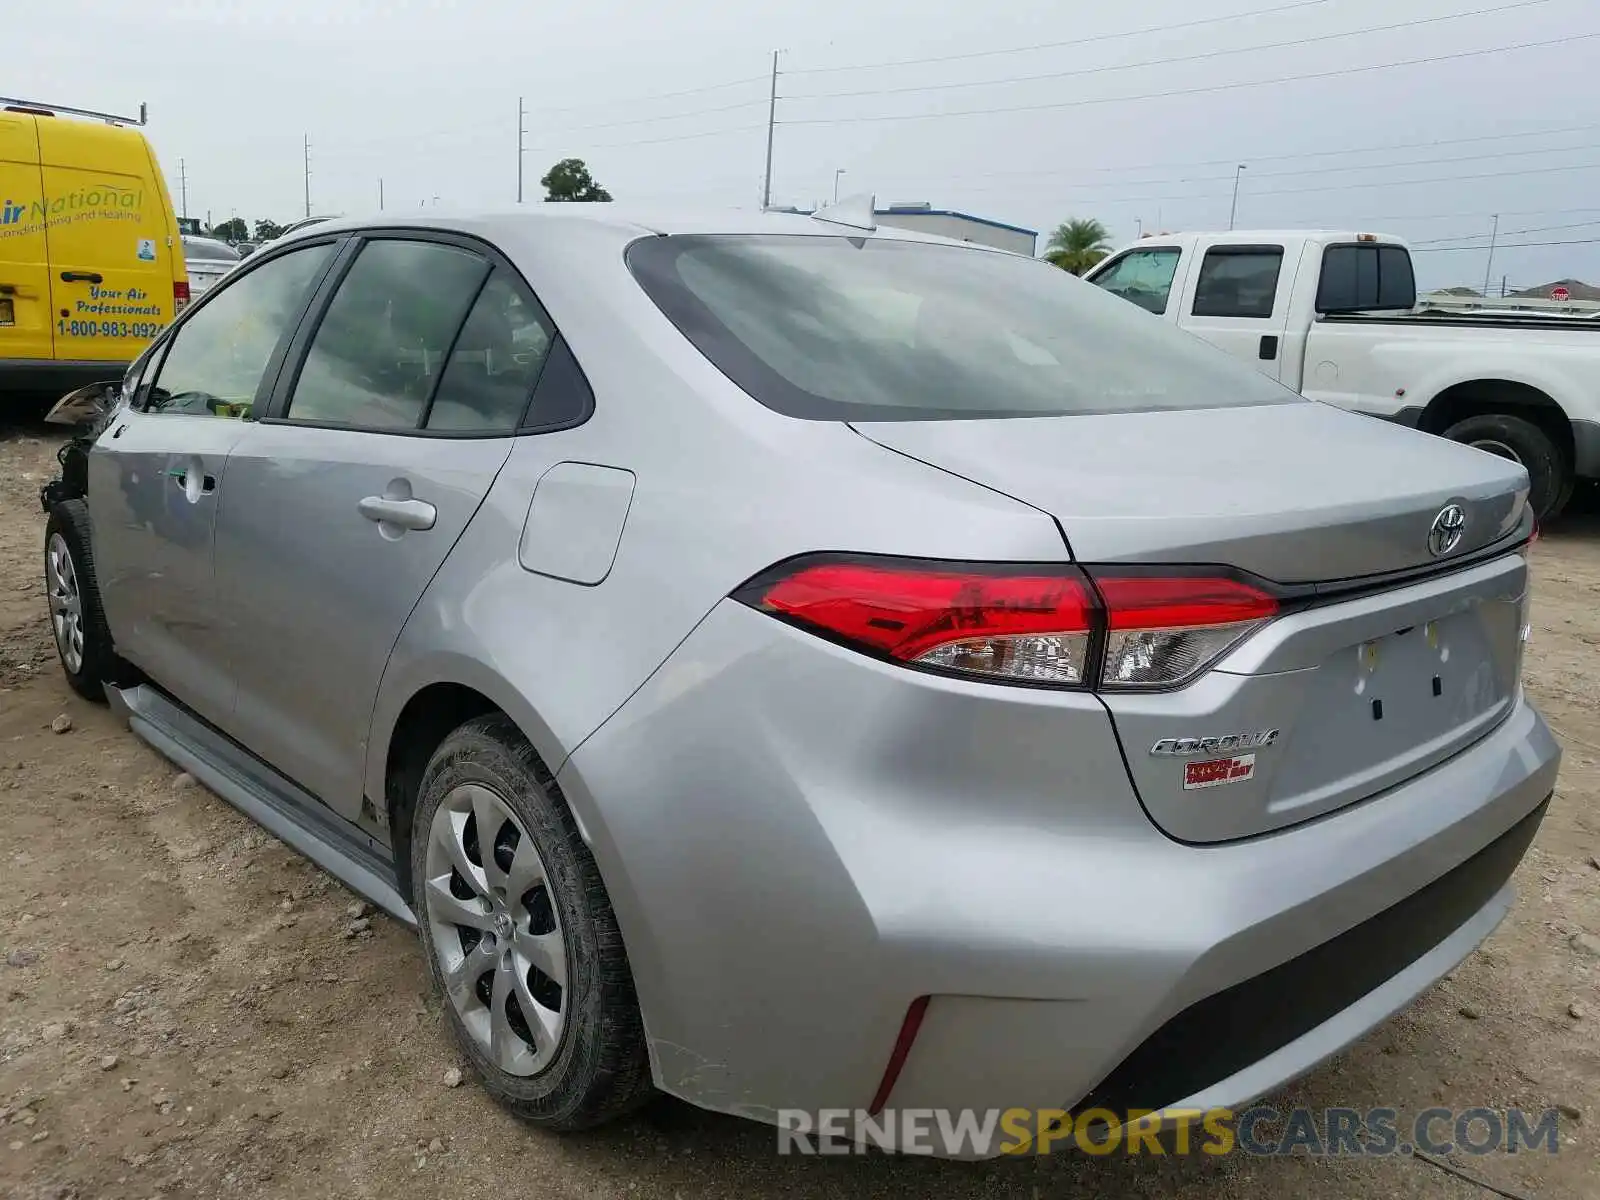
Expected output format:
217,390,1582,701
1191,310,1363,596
851,402,1532,842
851,402,1527,583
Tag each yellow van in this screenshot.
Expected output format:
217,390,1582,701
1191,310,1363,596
0,97,188,394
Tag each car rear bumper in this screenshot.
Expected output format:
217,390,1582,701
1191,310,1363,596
558,599,1560,1148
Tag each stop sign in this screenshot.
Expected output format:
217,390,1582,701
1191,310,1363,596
1553,285,1571,302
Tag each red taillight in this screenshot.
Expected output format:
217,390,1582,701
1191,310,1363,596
173,279,190,314
738,555,1281,691
1095,574,1278,630
748,558,1097,686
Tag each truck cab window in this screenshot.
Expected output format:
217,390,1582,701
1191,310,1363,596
1192,247,1284,319
1088,249,1181,315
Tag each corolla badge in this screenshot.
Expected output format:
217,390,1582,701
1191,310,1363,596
1150,730,1279,757
1428,503,1467,558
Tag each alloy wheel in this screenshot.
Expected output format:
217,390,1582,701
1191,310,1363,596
424,783,568,1076
46,533,84,675
1468,437,1523,465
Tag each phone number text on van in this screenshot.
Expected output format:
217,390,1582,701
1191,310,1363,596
59,319,165,339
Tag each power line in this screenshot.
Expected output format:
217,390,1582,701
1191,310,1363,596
918,157,1600,207
531,73,769,115
867,121,1600,185
524,122,765,154
784,0,1343,75
1239,158,1600,199
537,95,767,135
776,31,1600,126
1415,236,1600,252
785,0,1552,102
1414,218,1600,244
924,141,1600,194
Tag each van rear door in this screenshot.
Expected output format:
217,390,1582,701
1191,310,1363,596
37,117,175,365
0,110,54,363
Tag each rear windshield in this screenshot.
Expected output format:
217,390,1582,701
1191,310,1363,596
626,234,1301,421
184,239,239,262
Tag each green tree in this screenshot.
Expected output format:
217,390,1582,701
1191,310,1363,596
1044,218,1112,275
541,158,613,202
210,217,248,242
254,218,285,241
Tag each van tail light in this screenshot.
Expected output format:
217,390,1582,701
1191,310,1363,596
735,555,1280,691
173,279,190,314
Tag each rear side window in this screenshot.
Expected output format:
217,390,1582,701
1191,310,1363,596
424,271,556,433
1089,248,1181,314
627,234,1299,421
286,240,488,430
1317,244,1417,313
146,242,334,417
1191,247,1283,319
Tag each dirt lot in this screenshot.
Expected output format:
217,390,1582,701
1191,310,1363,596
1,414,1596,1200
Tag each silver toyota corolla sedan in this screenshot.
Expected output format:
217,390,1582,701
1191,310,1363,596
39,205,1559,1149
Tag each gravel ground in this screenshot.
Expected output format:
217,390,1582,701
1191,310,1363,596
1,414,1597,1199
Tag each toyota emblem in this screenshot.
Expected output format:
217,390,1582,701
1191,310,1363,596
1428,503,1467,558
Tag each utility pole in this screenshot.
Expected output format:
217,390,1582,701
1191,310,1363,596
302,134,312,219
1135,216,1143,239
178,158,188,220
517,96,527,203
1482,213,1500,298
1228,164,1246,231
378,178,385,211
833,168,845,202
761,50,779,210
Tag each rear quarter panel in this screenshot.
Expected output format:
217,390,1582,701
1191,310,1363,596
364,217,1069,814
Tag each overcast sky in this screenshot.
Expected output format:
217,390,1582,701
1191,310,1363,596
12,0,1597,291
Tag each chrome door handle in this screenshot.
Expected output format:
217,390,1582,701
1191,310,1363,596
358,495,436,531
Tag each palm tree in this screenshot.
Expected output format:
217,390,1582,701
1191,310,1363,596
1044,218,1112,275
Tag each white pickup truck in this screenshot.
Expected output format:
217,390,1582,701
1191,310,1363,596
1083,229,1600,519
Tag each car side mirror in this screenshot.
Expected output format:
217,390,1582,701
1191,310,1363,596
44,381,121,427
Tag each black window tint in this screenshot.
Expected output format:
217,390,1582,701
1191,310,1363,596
522,337,594,430
1089,248,1181,314
147,243,334,417
1318,246,1360,312
1377,245,1416,308
1317,244,1417,312
424,271,555,433
1192,248,1283,319
627,234,1301,421
286,240,489,430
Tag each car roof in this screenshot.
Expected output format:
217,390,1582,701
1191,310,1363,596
280,205,1024,253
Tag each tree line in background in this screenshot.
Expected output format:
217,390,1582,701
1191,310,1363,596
193,217,284,244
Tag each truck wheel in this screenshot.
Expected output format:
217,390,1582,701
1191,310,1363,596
1441,413,1570,522
43,500,134,702
410,714,653,1130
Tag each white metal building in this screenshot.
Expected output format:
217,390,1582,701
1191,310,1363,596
871,204,1038,257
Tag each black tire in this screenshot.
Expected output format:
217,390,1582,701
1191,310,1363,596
410,713,652,1130
43,499,134,702
1441,413,1569,522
